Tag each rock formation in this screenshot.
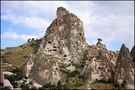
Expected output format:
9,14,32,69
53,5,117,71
23,54,35,78
80,39,117,85
114,44,134,89
131,45,135,62
24,7,86,85
0,70,13,89
18,7,134,89
0,70,4,86
29,55,61,85
37,7,86,59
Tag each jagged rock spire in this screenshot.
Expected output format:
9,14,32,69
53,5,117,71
38,6,86,58
114,43,134,89
117,43,133,61
57,7,69,19
29,7,86,85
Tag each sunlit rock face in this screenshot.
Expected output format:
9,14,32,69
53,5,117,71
23,7,134,89
25,7,87,85
38,7,86,59
80,39,118,84
114,44,134,89
23,54,35,78
29,55,61,85
0,70,13,89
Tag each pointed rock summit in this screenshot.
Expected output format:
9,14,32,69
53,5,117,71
38,6,86,59
117,44,133,61
21,7,133,89
114,44,134,89
24,7,86,85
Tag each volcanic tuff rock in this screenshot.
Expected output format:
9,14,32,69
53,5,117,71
114,44,134,89
20,7,134,89
38,7,86,59
80,39,118,84
0,70,13,89
0,70,4,85
131,45,135,61
24,7,86,85
29,54,61,85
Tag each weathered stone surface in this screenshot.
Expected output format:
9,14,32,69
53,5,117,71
23,54,35,78
29,54,61,85
3,79,13,89
25,7,87,85
114,44,134,89
0,70,13,89
80,40,117,83
0,70,4,85
131,45,135,62
37,7,86,59
22,7,134,89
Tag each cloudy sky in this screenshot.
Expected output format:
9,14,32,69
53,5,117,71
1,1,134,51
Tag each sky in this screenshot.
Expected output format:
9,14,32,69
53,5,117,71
1,1,134,51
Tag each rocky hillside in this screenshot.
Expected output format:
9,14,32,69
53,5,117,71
1,7,134,90
1,38,41,69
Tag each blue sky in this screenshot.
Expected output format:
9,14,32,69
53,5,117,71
1,1,134,51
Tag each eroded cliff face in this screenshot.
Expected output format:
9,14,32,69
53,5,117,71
80,39,118,86
38,7,86,59
114,44,134,89
131,45,135,62
22,7,134,89
24,7,86,85
29,54,61,85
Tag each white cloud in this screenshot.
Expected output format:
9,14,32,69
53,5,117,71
1,1,134,50
1,1,68,18
85,15,134,50
1,31,39,41
1,15,50,32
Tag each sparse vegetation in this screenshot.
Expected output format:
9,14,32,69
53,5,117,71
0,85,11,90
20,83,30,90
38,81,69,90
60,69,79,77
1,39,41,69
4,68,23,88
90,82,116,90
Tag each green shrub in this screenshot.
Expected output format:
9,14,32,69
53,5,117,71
4,68,24,88
30,86,37,90
38,81,70,90
0,86,11,90
12,68,23,80
20,84,30,90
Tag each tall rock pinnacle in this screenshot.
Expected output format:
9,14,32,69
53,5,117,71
114,44,134,89
38,6,86,59
27,7,86,85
